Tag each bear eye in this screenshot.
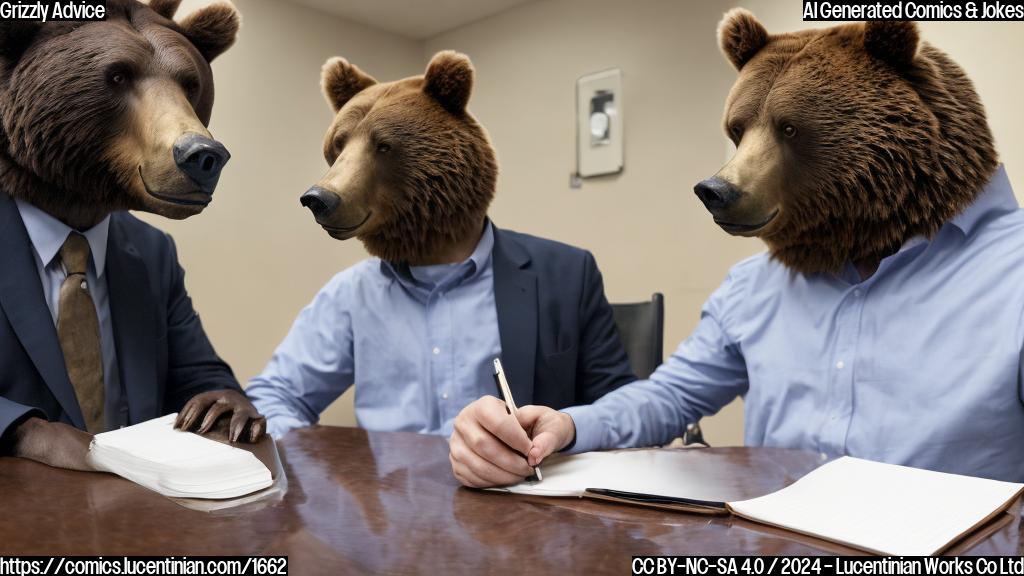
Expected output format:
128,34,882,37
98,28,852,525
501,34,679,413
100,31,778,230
782,124,798,138
376,142,392,154
106,65,133,88
728,124,743,141
333,135,346,152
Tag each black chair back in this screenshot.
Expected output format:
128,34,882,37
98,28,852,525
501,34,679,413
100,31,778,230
611,293,664,379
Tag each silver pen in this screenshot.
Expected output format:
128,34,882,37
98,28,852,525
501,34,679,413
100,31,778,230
493,358,543,482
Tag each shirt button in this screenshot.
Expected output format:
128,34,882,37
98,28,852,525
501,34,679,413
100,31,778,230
836,360,845,370
853,289,861,297
433,347,441,355
442,393,449,400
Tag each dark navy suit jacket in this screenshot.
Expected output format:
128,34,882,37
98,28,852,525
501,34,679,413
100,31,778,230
491,227,635,409
0,192,240,446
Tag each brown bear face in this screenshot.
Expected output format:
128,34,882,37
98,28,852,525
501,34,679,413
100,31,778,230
301,51,498,265
0,0,240,228
695,9,997,274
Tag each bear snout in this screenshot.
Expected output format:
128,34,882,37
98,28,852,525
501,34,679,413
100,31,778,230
694,177,741,212
301,186,342,219
173,133,231,195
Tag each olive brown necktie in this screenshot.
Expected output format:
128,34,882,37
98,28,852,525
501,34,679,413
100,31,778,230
56,233,105,433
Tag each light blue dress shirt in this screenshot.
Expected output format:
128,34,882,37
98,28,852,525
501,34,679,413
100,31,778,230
14,199,126,431
248,222,502,438
565,165,1024,481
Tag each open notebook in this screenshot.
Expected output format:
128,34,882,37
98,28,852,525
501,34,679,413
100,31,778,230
88,414,273,499
493,451,1024,556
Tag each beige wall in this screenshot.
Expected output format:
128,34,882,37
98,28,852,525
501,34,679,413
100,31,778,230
148,0,1024,446
423,0,1024,445
139,0,423,426
424,0,753,444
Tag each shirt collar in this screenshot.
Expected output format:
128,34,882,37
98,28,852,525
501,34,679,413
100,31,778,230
465,219,495,272
896,165,1016,255
381,219,495,287
840,165,1016,283
14,198,111,277
948,164,1017,237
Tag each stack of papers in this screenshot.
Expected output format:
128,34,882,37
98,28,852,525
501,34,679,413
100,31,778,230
88,414,273,499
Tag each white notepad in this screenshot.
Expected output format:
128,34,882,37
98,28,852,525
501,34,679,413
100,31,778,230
495,450,739,505
727,456,1024,556
88,414,273,499
495,452,1024,554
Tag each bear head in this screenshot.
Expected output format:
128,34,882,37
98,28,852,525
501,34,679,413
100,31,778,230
695,9,998,275
301,50,498,265
0,0,240,229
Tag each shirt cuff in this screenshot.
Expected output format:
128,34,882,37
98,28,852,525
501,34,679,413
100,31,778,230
265,414,309,440
560,405,602,454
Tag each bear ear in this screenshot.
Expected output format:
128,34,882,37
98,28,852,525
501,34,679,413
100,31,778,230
178,2,241,62
863,21,919,69
321,57,378,113
424,50,474,114
147,0,182,19
717,8,769,71
0,21,41,61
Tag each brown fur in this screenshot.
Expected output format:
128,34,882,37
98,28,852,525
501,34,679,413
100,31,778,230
177,2,240,62
424,50,474,114
312,51,498,265
147,0,182,19
0,0,239,227
321,56,377,113
714,9,997,275
718,8,768,70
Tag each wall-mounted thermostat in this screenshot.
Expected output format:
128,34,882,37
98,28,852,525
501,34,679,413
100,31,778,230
576,68,623,179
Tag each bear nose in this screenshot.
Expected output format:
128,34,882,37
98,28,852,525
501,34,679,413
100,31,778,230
694,177,741,211
173,133,231,195
300,186,341,219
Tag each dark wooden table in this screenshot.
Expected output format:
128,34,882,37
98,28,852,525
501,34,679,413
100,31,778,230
0,426,1019,574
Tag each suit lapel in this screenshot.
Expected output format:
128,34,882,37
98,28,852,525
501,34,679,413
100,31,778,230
0,194,85,427
105,216,159,423
491,226,537,406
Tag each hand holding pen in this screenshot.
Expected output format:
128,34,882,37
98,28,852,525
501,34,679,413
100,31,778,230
493,358,543,481
448,359,577,489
